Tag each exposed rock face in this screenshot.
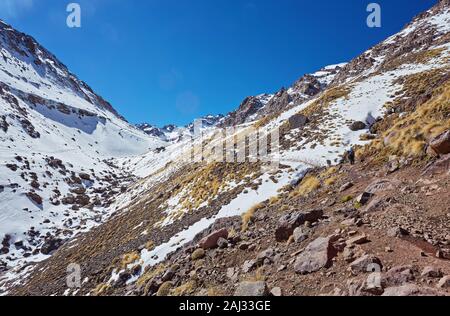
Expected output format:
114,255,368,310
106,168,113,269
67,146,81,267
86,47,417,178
430,130,450,155
288,114,309,130
220,95,272,127
275,209,323,242
349,121,367,131
198,229,228,250
382,284,447,296
294,236,337,274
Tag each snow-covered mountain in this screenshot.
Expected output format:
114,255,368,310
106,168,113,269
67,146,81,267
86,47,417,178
137,114,225,142
1,0,450,296
0,19,165,275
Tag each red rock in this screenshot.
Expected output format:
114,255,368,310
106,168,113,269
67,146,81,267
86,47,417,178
294,236,337,274
430,130,450,155
198,228,228,250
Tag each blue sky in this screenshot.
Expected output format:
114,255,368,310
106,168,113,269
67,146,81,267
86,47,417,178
0,0,437,126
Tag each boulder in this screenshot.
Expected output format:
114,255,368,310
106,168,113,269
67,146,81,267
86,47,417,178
437,276,450,289
382,266,416,288
26,192,43,205
234,281,269,296
198,228,228,250
294,236,337,274
421,266,443,279
382,284,446,296
349,255,383,274
40,238,63,255
430,130,450,155
293,227,310,243
275,209,323,242
288,114,309,130
349,121,367,131
356,192,374,205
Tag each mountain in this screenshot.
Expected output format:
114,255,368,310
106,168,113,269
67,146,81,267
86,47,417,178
1,0,450,296
0,18,165,281
137,114,225,142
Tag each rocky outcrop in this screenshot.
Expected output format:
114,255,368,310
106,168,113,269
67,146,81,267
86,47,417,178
275,209,323,242
294,236,337,274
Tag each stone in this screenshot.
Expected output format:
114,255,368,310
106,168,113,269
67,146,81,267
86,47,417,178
40,238,63,255
288,114,309,130
270,287,282,297
430,130,450,155
242,260,257,273
387,226,409,238
437,276,450,289
382,284,446,296
381,266,416,287
349,121,367,131
234,281,269,297
339,182,354,192
346,234,369,246
79,173,92,181
217,237,228,249
349,255,382,274
356,192,374,205
256,248,275,264
293,227,310,243
26,192,43,205
198,228,228,250
294,237,337,274
275,209,323,242
421,266,443,279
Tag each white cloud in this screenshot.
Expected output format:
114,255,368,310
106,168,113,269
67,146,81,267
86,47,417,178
0,0,34,19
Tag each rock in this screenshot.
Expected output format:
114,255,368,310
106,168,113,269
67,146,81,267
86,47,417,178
293,227,310,243
294,236,337,274
437,276,450,289
356,192,374,205
382,266,415,287
191,248,205,261
349,121,367,131
198,228,228,250
26,192,43,205
361,196,385,214
256,248,275,264
288,114,309,130
346,234,369,246
40,238,63,255
234,281,269,297
422,154,450,176
275,209,323,242
339,182,354,192
382,284,446,296
114,271,132,288
70,185,86,194
387,226,409,238
350,255,383,274
162,265,179,282
79,173,92,181
217,237,228,249
421,266,443,279
430,130,450,155
156,281,173,296
242,260,257,273
270,287,282,297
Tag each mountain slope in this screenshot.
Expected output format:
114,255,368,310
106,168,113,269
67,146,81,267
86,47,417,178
0,19,166,281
